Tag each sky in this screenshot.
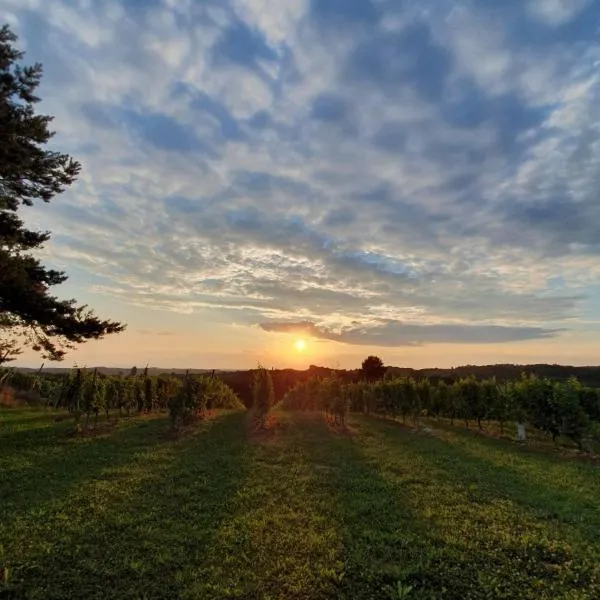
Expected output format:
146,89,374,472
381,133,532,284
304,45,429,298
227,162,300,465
4,0,600,369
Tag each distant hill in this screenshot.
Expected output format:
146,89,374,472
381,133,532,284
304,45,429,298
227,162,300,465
12,362,600,383
13,367,231,376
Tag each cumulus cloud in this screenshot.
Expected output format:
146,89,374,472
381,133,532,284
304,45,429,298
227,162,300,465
8,0,600,349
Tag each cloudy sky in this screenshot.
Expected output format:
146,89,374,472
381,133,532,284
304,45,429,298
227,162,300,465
5,0,600,369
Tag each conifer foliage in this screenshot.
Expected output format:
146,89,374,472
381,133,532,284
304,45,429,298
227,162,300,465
0,24,124,362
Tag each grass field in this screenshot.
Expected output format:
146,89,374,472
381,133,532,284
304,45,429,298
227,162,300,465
1,407,599,599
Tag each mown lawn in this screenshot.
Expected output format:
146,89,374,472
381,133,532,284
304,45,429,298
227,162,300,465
1,407,599,599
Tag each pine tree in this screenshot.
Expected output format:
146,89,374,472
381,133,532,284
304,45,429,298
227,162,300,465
0,25,124,362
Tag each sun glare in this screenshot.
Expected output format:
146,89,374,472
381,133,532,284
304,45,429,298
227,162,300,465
294,338,306,352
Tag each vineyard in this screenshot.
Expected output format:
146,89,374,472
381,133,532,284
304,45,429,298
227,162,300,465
283,374,600,451
2,9,600,599
1,367,600,599
0,367,243,432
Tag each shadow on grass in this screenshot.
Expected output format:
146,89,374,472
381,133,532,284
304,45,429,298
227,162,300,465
0,415,169,520
0,410,70,439
352,416,600,597
0,409,58,424
179,410,345,600
0,417,71,455
408,421,600,546
0,409,149,464
301,413,600,599
295,414,438,600
2,412,250,600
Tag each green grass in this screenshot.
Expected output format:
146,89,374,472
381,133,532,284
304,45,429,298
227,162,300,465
1,408,599,599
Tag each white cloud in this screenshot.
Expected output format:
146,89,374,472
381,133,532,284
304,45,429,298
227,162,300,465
8,0,600,349
528,0,592,26
44,2,117,47
232,0,308,46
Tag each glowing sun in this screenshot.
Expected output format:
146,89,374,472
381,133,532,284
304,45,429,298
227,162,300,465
294,338,306,352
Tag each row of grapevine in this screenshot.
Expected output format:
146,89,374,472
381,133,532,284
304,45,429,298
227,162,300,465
0,367,65,404
252,366,275,428
281,376,351,426
50,368,164,430
40,367,242,431
168,372,243,430
282,374,600,448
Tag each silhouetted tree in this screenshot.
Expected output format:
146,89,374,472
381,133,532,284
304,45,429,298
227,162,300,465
361,355,387,381
0,24,124,361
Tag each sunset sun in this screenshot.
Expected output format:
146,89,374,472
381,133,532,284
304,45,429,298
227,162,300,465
294,339,306,352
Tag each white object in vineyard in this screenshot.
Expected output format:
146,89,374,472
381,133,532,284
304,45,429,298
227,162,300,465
517,423,526,441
